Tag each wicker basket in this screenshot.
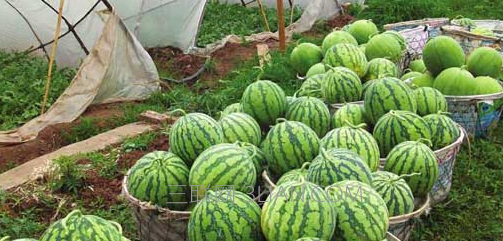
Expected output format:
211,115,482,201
379,125,465,205
388,196,430,241
387,232,402,241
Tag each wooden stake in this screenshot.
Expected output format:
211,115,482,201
289,0,295,25
257,0,270,32
41,0,65,115
276,0,286,52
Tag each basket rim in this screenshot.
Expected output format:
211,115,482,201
383,18,450,29
386,232,401,241
389,195,430,224
443,90,503,101
441,25,502,41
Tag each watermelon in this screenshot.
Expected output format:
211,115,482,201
169,111,223,165
364,58,399,82
384,140,439,197
307,148,373,186
127,151,189,210
373,110,432,156
362,79,375,94
241,80,287,126
220,112,262,146
422,36,465,76
408,72,434,88
364,77,417,124
221,102,242,117
306,63,327,78
453,16,476,27
236,141,267,178
324,43,368,78
261,120,319,177
331,103,366,129
286,96,297,106
383,30,407,51
320,125,380,171
291,43,324,75
188,190,263,241
322,67,363,103
409,59,426,73
261,181,336,241
475,76,503,95
286,96,331,137
433,67,477,96
371,171,415,216
359,44,367,53
189,143,256,198
298,74,325,99
414,87,448,116
365,34,403,63
40,210,127,241
321,30,359,53
276,162,310,186
467,47,503,78
400,71,422,81
327,180,389,241
471,27,494,37
348,19,379,44
423,113,461,150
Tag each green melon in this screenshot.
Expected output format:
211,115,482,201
236,142,267,178
364,77,417,124
286,96,331,137
359,44,367,53
471,27,494,37
409,71,434,88
453,16,476,27
286,96,297,106
322,67,363,103
127,151,189,210
291,43,324,75
433,67,477,96
414,87,448,116
400,71,422,81
40,210,127,241
324,43,368,78
261,181,336,241
241,80,287,126
306,63,327,78
373,110,432,156
307,148,373,186
322,30,359,53
327,180,389,241
331,103,366,129
371,171,415,216
475,76,503,95
188,190,263,241
365,34,403,63
364,58,399,82
220,112,261,146
298,74,325,99
467,47,503,78
348,19,379,44
275,162,310,186
189,143,256,198
384,140,439,197
423,113,461,150
422,36,465,76
383,30,407,51
169,111,223,165
409,59,426,73
221,102,242,117
320,125,380,171
261,120,319,177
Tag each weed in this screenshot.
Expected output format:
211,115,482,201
122,132,158,153
61,117,111,144
47,156,86,194
86,149,120,179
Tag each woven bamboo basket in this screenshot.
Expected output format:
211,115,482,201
379,125,466,205
387,232,402,241
388,196,430,241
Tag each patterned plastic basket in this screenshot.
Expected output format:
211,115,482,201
388,196,430,241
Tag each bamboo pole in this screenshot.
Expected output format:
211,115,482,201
289,0,295,25
41,0,65,114
276,0,286,52
257,0,270,32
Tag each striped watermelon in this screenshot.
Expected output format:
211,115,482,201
221,102,242,117
241,80,287,126
321,67,363,104
286,96,331,137
414,87,448,116
189,143,256,198
324,43,368,78
423,113,460,150
169,111,223,165
298,74,325,99
320,125,380,171
276,162,310,186
365,34,403,63
220,112,262,146
373,110,431,156
400,71,422,81
364,58,399,82
286,96,297,106
261,120,319,177
307,148,373,186
127,151,189,210
236,142,267,178
384,140,439,197
364,77,417,124
327,180,389,241
40,210,127,241
331,103,367,129
371,171,415,216
188,190,263,241
261,181,336,241
382,31,407,51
